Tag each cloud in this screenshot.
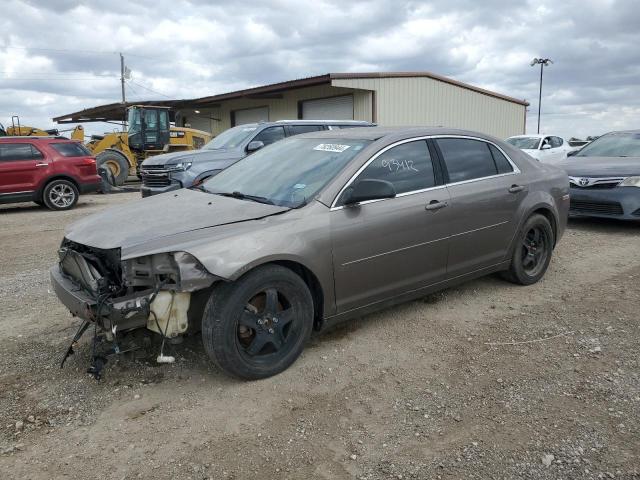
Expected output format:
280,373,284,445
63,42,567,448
1,0,639,139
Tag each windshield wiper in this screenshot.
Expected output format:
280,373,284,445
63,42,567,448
214,191,274,205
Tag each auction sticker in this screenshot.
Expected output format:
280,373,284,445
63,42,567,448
313,144,350,153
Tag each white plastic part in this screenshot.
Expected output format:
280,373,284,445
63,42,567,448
147,291,191,338
156,354,176,364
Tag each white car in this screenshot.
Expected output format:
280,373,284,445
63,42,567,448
506,134,576,163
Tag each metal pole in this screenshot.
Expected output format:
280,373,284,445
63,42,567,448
120,53,126,130
537,62,543,134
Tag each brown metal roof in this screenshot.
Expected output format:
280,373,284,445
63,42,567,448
52,100,191,123
53,71,528,123
191,72,528,107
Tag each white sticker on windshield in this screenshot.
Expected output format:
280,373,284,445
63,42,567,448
313,143,350,153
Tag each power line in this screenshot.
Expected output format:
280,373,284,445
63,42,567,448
0,70,117,77
125,79,172,99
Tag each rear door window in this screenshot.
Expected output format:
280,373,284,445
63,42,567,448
252,126,285,146
0,143,43,161
488,144,514,174
351,140,436,195
288,125,324,136
436,138,498,183
51,142,91,157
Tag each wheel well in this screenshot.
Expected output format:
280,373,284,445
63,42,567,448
37,175,80,201
531,207,557,246
272,260,325,330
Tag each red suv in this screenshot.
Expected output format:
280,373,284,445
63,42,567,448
0,136,101,210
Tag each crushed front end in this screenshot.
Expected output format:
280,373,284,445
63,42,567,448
51,239,217,377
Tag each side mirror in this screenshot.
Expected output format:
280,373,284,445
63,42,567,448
541,144,552,150
342,179,396,205
246,140,265,153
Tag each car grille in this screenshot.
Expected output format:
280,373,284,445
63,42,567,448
141,165,171,187
570,199,624,216
570,183,618,190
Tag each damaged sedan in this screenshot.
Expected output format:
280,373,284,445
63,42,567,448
51,127,569,379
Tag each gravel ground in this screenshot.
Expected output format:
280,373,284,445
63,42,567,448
0,193,639,480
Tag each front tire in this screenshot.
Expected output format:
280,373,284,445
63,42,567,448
42,179,79,211
503,214,554,285
202,265,314,380
96,151,129,186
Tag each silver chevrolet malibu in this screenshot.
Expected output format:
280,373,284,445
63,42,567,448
51,127,569,379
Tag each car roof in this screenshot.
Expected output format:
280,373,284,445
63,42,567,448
293,126,503,143
240,120,375,128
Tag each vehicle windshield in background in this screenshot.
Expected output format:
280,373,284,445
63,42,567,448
506,137,541,149
202,137,371,207
203,125,258,150
576,132,640,157
127,108,141,135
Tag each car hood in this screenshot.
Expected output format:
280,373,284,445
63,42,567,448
65,188,290,252
141,148,244,166
555,156,640,176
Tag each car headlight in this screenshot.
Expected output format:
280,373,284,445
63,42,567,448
619,176,640,187
168,162,192,172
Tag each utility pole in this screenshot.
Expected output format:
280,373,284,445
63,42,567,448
120,52,126,130
120,52,126,103
530,58,553,134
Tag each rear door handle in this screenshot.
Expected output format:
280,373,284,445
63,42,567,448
35,163,49,167
508,184,526,193
425,200,448,211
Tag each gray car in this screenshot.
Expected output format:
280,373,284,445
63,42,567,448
556,130,640,220
51,127,569,379
139,120,375,197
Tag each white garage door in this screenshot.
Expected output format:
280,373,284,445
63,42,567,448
301,95,354,120
183,115,212,133
233,107,269,125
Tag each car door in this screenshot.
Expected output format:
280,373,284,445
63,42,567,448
0,143,46,196
549,136,567,162
433,137,525,278
331,139,451,313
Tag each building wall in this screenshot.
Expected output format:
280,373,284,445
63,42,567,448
179,84,372,135
332,77,525,139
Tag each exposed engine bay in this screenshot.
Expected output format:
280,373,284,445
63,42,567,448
54,239,217,378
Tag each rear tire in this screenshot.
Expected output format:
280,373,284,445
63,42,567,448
42,179,78,211
96,151,129,186
502,214,554,285
202,265,314,380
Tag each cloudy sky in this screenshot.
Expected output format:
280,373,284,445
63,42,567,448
1,0,639,139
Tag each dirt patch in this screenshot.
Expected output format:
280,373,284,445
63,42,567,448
1,194,639,479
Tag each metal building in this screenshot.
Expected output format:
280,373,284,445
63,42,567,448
53,72,528,139
177,72,528,139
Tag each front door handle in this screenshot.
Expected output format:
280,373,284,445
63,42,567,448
508,184,526,193
425,200,448,211
35,163,49,167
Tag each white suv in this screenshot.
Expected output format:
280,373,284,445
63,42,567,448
506,134,576,163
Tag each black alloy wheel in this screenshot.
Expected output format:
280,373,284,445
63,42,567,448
202,265,313,379
503,213,554,285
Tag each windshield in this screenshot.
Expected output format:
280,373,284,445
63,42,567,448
204,125,258,150
127,108,141,135
506,137,541,150
202,137,371,207
576,132,640,157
